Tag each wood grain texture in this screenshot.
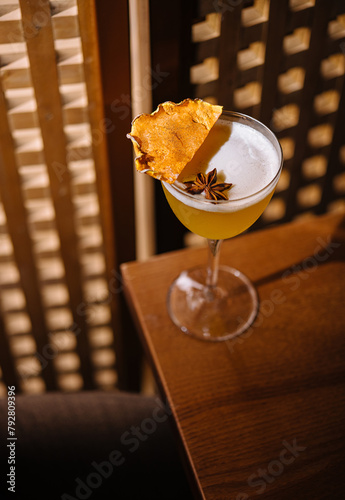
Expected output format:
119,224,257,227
121,211,345,499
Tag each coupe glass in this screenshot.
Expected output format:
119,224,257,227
162,111,283,341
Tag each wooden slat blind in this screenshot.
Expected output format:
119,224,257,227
0,78,57,391
0,0,125,395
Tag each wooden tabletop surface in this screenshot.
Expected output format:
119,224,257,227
121,211,345,500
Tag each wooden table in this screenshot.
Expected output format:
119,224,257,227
121,211,345,500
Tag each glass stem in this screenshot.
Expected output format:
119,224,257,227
206,239,222,288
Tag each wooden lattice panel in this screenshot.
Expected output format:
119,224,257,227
0,0,122,394
190,0,345,226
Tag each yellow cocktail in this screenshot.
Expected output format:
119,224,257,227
163,111,283,342
163,187,275,240
163,112,282,240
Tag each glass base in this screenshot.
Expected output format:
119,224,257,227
167,265,258,342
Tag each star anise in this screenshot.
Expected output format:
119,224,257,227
183,168,232,201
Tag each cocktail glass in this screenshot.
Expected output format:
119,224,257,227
162,111,283,341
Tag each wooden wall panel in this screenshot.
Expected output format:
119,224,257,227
192,0,345,227
151,0,345,252
0,0,135,395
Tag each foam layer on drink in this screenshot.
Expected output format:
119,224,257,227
163,118,281,213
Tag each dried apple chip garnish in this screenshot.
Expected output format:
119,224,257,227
127,99,223,183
